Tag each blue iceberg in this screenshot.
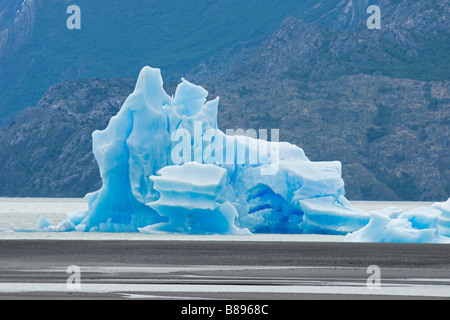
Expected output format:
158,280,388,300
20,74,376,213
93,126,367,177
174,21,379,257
41,66,450,243
344,199,450,243
344,212,440,244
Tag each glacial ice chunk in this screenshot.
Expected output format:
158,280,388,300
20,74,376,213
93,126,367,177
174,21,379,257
344,212,439,243
345,199,450,243
433,198,450,237
142,162,249,234
38,215,54,230
398,207,442,230
299,196,370,234
39,66,449,242
38,216,76,232
56,66,369,235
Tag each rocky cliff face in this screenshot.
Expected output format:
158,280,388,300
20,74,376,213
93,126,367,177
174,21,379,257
0,78,135,197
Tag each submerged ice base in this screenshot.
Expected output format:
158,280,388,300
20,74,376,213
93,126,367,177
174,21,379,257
345,199,450,243
39,66,450,243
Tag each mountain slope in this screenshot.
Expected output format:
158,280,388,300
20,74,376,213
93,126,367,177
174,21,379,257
191,4,450,201
0,0,351,125
0,0,448,200
0,78,134,196
4,0,447,125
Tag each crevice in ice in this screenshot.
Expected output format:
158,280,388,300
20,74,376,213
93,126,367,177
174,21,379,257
239,183,304,233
